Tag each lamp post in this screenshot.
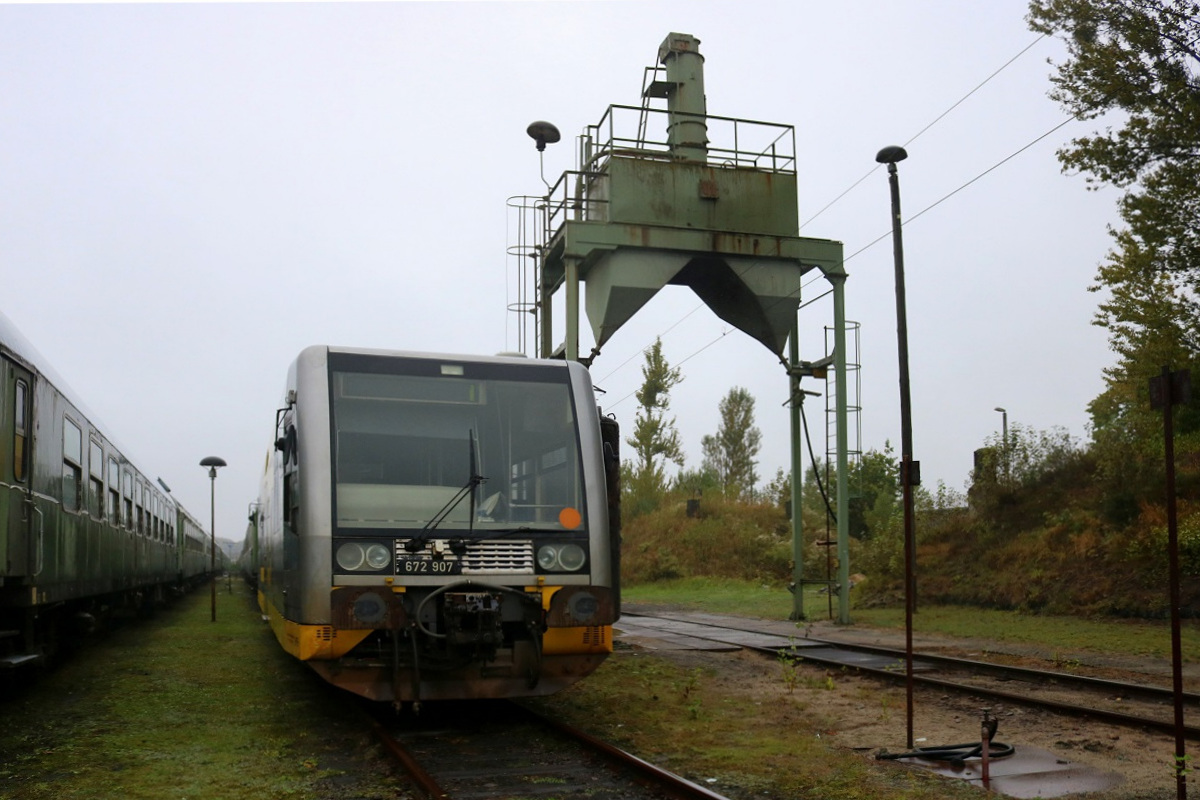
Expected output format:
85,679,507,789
200,456,226,622
994,407,1008,483
877,143,919,749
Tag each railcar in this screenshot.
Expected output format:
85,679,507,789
0,311,215,668
249,345,621,704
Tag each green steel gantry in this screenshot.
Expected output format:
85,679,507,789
529,33,853,623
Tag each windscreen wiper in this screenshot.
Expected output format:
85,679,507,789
404,429,486,553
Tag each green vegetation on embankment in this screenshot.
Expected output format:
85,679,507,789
619,423,1200,621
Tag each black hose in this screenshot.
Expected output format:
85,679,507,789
876,741,1015,763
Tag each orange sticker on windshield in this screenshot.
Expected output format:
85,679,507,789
558,507,582,530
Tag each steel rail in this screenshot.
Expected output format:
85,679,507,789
517,702,733,800
366,699,733,800
763,642,1200,739
622,612,1200,739
836,642,1200,705
367,718,451,800
625,612,1200,705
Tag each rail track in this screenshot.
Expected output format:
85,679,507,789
365,699,730,800
620,612,1199,740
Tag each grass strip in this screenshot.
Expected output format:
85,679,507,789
0,582,403,800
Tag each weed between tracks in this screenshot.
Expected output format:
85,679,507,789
0,584,405,800
524,646,977,800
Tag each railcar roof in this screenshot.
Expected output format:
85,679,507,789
0,308,102,427
0,308,183,513
322,344,570,367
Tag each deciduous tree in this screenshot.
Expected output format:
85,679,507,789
1030,0,1200,511
1028,0,1200,278
701,387,762,499
625,338,685,500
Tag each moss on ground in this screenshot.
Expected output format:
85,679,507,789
0,583,407,800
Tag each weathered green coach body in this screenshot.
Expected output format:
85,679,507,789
0,311,213,667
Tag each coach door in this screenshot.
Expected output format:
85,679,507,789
2,358,35,580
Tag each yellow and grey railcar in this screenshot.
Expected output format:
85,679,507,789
0,311,213,668
248,345,621,704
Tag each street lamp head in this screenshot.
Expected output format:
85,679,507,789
526,120,561,153
994,407,1006,414
875,145,908,165
200,456,226,479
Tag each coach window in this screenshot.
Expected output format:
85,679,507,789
135,481,144,535
63,417,83,513
13,379,28,483
89,440,104,518
123,470,133,529
107,457,120,525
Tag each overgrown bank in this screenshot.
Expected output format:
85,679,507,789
621,439,1200,620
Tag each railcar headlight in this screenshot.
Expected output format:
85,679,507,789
336,543,365,571
537,543,587,572
537,545,559,571
557,544,586,571
364,543,391,570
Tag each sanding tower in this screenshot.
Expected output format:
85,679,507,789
514,32,853,622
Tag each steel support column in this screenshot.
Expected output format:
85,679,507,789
788,320,805,621
565,256,580,361
830,274,851,624
539,278,553,359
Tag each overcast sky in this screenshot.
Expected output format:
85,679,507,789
1,0,1121,545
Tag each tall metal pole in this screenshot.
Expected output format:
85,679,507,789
877,144,918,749
1151,366,1191,800
1166,375,1185,800
200,456,226,622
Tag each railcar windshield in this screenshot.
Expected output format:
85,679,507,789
329,354,586,534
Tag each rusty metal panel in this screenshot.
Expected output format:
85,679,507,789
330,586,408,630
601,156,798,237
546,585,617,627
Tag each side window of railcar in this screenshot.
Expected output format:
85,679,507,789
89,440,104,518
282,423,299,534
62,417,83,512
13,379,28,483
107,457,120,525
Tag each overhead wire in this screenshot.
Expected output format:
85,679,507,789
603,111,1077,413
592,34,1060,410
801,34,1046,231
841,115,1077,264
603,111,1076,412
